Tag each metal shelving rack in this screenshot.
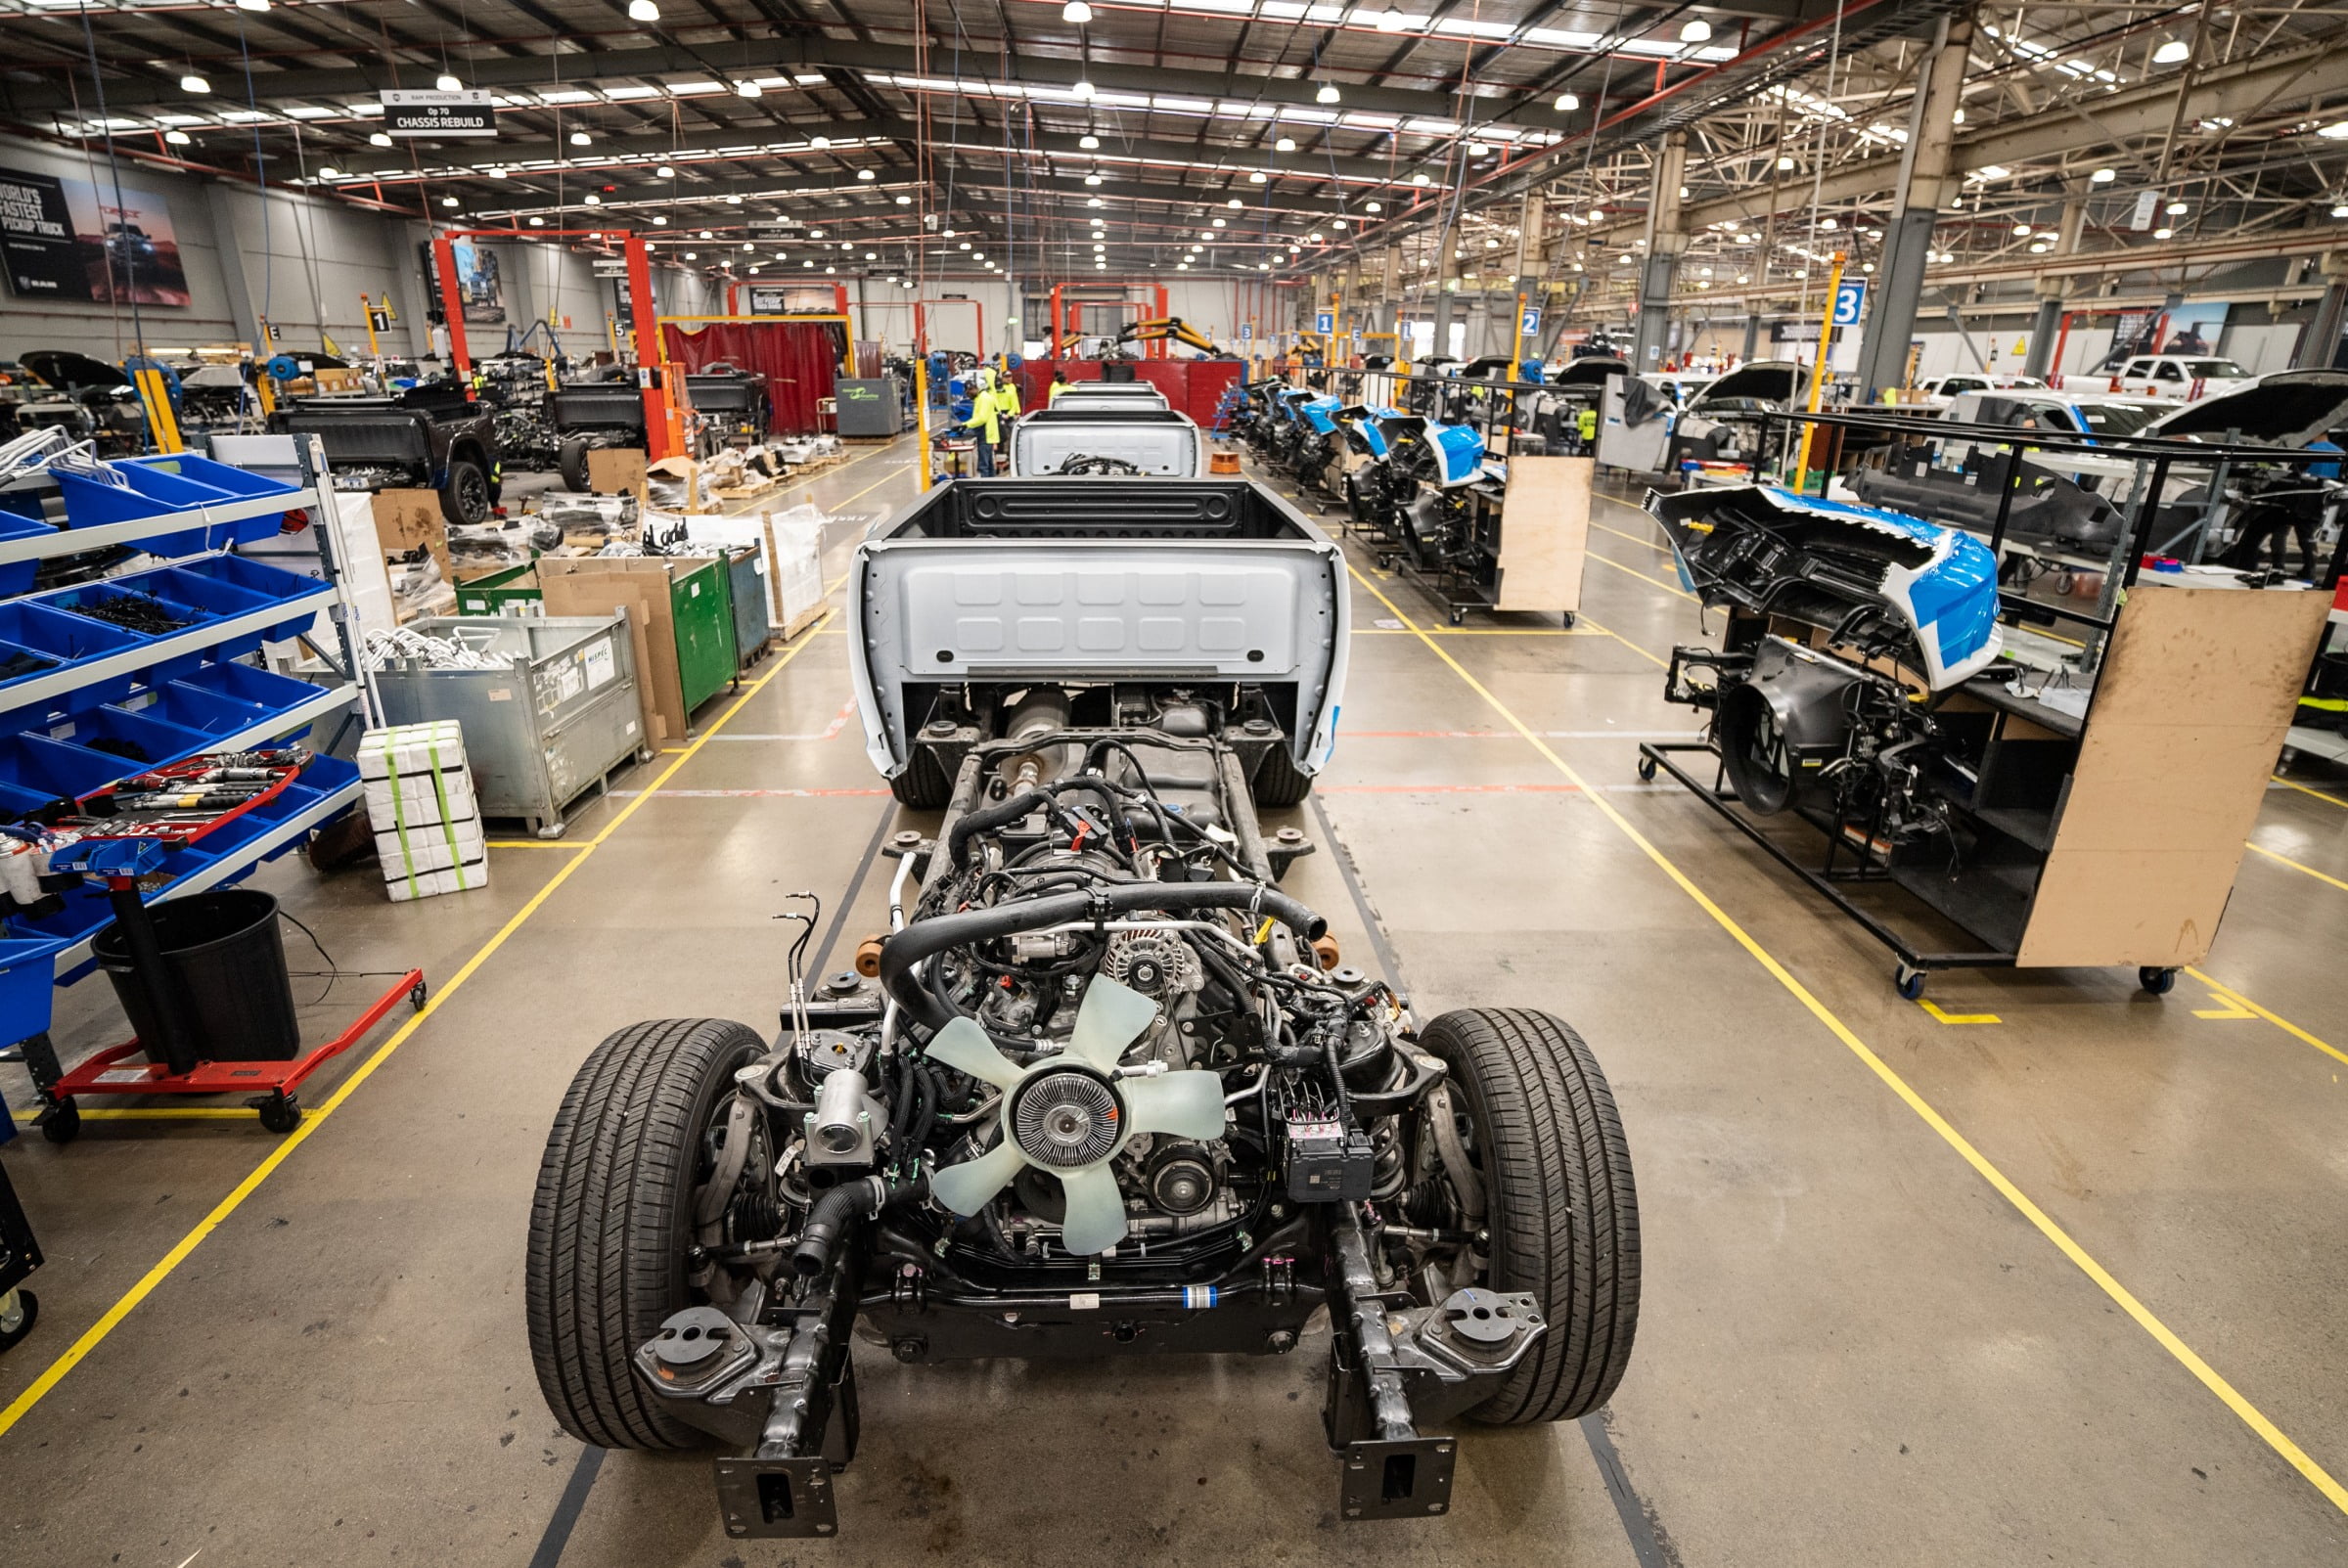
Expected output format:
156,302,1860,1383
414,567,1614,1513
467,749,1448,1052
0,433,370,1121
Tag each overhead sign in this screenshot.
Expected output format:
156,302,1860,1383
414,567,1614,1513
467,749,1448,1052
1238,322,1253,340
2130,189,2159,232
1519,306,1542,336
1831,281,1866,328
382,90,497,140
590,257,630,278
1314,310,1333,335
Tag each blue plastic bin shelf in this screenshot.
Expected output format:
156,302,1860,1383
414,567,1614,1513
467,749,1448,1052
0,552,329,719
0,453,360,1052
0,460,300,572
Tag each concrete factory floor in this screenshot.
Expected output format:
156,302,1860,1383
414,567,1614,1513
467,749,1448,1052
6,432,2348,1567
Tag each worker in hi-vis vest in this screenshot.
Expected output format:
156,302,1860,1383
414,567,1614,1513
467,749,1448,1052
964,367,1003,476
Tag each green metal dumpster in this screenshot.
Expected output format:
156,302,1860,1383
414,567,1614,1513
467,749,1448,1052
668,556,738,715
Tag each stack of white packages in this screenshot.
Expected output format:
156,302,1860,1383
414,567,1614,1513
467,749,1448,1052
358,721,488,903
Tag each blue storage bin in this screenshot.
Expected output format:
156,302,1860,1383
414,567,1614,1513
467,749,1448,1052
0,601,149,708
172,660,330,736
47,580,211,637
165,555,329,645
0,509,57,598
50,703,213,770
121,454,298,548
144,675,271,736
111,564,272,619
0,937,61,1048
50,465,216,557
0,731,132,814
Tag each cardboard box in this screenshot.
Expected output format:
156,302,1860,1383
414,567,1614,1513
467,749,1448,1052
372,489,452,605
586,447,649,503
534,557,700,746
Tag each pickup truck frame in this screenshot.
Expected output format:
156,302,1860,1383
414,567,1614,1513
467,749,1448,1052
274,383,500,524
848,476,1348,807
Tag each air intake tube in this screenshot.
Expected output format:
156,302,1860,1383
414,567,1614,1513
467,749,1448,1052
880,882,1329,1034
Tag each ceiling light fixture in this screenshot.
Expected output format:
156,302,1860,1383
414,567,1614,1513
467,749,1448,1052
1085,173,1103,186
628,0,660,20
727,193,743,204
435,73,462,92
737,80,762,97
2165,201,2188,214
1556,92,1579,112
570,130,592,146
180,73,210,94
1316,84,1340,105
896,193,913,204
2091,167,2117,183
2152,38,2191,66
858,168,876,180
1064,0,1093,19
1365,201,1380,213
1680,20,1711,44
370,132,392,148
529,215,545,226
1079,134,1101,150
655,164,675,178
1374,8,1410,33
2153,226,2174,240
1250,171,1267,183
653,214,667,225
1072,78,1096,101
1275,137,1296,152
2321,121,2348,140
163,129,191,145
583,193,601,204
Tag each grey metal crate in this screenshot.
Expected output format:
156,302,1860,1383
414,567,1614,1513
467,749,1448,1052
370,615,649,838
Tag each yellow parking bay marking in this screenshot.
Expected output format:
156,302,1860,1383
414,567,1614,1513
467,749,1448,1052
1919,1000,2003,1025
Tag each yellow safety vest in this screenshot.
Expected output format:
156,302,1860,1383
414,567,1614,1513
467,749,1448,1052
964,386,1002,442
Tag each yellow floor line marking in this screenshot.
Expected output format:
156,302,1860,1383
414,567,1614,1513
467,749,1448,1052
0,560,875,1441
2184,968,2348,1068
1592,517,1674,556
2242,839,2348,893
2192,992,2260,1021
1586,548,1699,602
1919,1000,2003,1025
1566,611,1672,668
1345,560,2348,1517
2270,774,2348,811
485,839,593,851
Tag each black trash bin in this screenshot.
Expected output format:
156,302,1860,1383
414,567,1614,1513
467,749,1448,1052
94,889,301,1063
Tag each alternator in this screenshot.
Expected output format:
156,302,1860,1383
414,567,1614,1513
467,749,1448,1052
1100,932,1202,997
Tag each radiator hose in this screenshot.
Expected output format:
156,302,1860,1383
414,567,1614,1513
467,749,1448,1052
879,881,1329,1033
790,1172,929,1278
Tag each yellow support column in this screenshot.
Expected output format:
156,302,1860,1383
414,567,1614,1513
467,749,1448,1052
1791,251,1847,495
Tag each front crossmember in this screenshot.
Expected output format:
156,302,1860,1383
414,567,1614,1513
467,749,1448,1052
634,1204,1542,1538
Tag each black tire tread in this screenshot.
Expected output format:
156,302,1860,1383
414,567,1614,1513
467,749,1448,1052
525,1016,765,1451
1249,743,1313,806
558,436,591,493
889,747,954,809
1420,1007,1640,1425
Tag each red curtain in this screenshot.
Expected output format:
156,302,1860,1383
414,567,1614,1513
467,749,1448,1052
661,320,843,436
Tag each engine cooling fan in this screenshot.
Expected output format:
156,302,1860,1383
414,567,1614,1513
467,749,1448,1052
924,975,1227,1255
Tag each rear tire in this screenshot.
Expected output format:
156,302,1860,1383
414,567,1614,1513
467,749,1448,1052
526,1017,767,1451
1249,743,1313,806
1419,1008,1640,1425
559,436,591,493
888,747,955,810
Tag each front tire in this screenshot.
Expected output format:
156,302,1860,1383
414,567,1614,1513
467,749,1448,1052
526,1017,767,1451
1419,1008,1640,1425
559,436,591,493
439,458,492,526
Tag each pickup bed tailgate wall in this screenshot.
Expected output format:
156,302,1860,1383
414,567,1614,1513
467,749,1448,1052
851,539,1347,778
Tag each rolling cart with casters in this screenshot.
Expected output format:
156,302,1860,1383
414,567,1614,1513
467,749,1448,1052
0,1152,38,1354
22,751,426,1142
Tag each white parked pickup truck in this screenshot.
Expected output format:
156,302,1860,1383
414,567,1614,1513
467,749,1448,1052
2111,354,2255,400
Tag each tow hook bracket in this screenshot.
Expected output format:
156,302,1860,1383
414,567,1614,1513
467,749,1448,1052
714,1456,838,1539
1337,1436,1456,1520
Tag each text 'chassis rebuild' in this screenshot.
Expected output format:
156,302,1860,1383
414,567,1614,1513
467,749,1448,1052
523,475,1641,1539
